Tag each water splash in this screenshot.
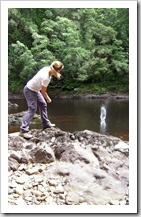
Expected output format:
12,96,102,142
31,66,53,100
100,106,106,121
100,106,107,134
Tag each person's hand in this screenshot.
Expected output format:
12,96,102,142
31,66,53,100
47,98,52,103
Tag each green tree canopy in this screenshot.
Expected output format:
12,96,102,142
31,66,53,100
8,8,129,93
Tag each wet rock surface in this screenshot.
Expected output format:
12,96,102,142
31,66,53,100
8,101,18,109
8,128,129,205
8,112,40,127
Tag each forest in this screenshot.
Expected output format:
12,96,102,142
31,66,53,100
8,8,129,94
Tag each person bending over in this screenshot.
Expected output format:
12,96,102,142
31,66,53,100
20,60,64,139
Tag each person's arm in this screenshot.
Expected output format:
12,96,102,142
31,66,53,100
41,86,52,103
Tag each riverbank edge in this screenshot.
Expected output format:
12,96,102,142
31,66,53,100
8,91,129,100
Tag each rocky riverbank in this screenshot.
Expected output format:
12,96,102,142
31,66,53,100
8,91,129,100
8,111,41,128
8,127,129,205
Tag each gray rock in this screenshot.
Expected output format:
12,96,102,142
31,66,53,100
25,143,35,149
8,157,19,171
8,135,25,151
10,151,22,163
29,143,55,164
8,101,18,109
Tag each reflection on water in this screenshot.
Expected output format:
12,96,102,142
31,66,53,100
9,98,129,140
100,120,107,134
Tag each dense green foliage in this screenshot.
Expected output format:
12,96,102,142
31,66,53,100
8,8,129,93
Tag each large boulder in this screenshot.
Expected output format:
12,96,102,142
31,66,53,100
29,143,55,164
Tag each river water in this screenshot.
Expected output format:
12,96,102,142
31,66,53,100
9,98,129,141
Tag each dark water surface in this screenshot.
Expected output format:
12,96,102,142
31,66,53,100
9,98,129,141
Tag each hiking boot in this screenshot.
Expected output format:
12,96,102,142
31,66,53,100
19,131,33,139
43,123,56,130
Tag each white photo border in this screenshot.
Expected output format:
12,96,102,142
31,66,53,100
1,0,137,214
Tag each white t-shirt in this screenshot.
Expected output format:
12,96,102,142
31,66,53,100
27,66,51,92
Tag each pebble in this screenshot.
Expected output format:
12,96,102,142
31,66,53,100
23,190,32,197
16,185,24,195
38,165,46,172
9,180,17,188
25,143,34,149
54,185,64,194
51,137,56,143
32,182,39,187
26,168,39,175
34,199,41,205
18,164,28,171
59,193,66,200
13,194,20,198
16,197,27,205
32,190,44,197
49,186,56,192
37,195,47,201
41,181,47,188
37,185,45,192
8,188,14,194
24,196,33,202
109,199,119,205
34,177,43,183
79,197,85,203
16,177,26,184
45,196,56,204
48,180,58,186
